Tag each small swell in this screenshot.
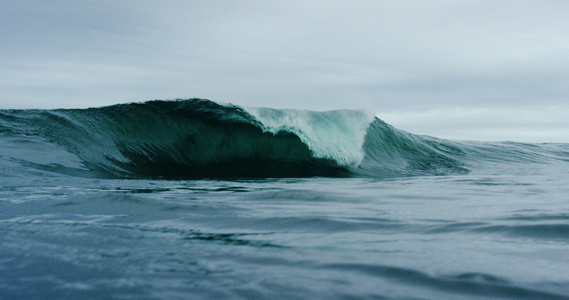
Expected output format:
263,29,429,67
473,224,569,240
322,263,568,299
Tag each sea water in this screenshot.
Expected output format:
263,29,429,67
1,99,568,299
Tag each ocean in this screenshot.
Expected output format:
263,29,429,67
1,99,568,299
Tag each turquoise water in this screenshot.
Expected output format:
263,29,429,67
1,99,568,299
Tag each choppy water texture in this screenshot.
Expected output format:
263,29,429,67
1,99,569,299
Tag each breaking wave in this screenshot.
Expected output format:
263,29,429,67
0,99,566,178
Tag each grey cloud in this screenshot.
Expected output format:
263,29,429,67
1,0,568,141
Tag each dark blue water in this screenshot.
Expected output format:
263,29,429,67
1,99,569,299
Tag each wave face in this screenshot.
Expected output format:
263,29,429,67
0,99,566,179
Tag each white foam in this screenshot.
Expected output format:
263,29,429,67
246,107,375,166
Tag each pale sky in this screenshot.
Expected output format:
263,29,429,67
1,0,568,142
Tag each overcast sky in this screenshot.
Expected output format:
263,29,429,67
1,0,568,142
